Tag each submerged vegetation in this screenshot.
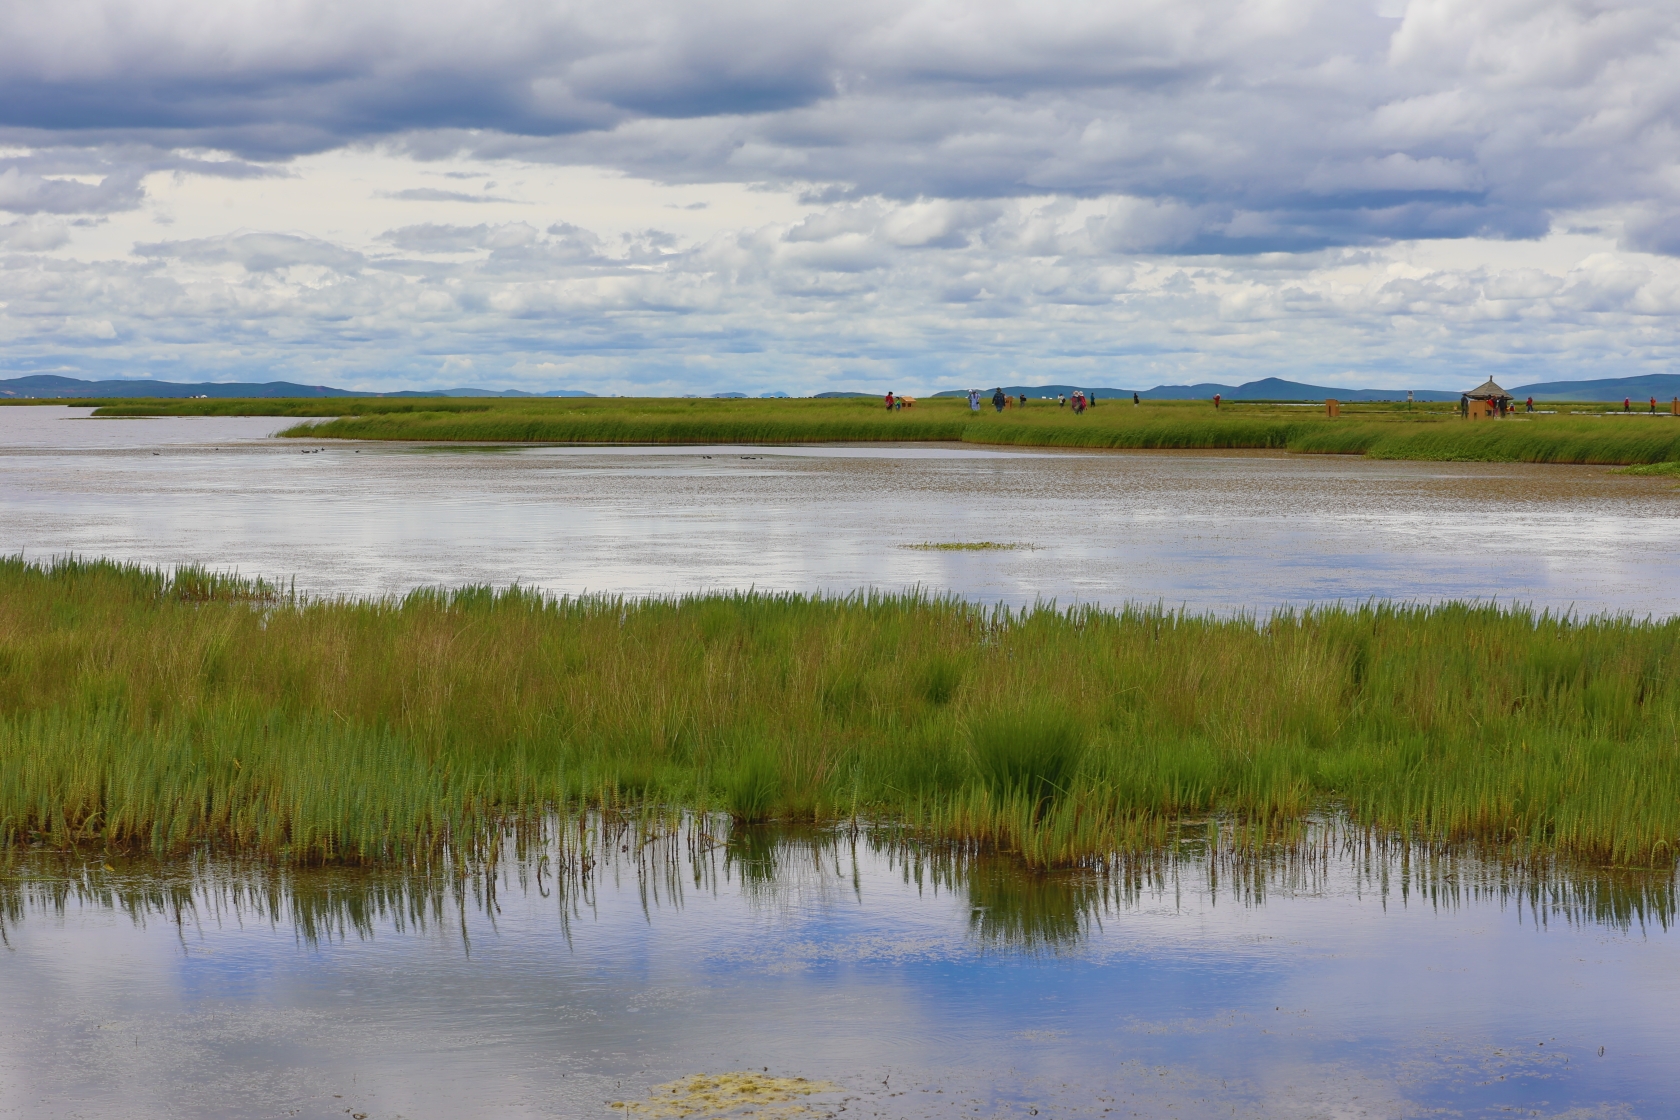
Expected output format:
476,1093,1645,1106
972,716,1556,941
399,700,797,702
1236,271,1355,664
2,556,1677,869
76,395,1680,466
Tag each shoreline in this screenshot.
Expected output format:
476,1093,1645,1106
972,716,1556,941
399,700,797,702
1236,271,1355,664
56,395,1680,467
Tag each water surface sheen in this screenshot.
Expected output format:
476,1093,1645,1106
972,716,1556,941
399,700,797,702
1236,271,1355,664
2,824,1675,1119
2,408,1677,612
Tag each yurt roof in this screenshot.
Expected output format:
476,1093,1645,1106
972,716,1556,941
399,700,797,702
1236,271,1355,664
1464,378,1511,400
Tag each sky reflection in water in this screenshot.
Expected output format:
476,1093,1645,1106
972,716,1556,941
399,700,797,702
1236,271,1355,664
3,819,1677,1119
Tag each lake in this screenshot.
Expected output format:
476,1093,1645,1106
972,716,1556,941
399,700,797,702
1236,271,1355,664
1,406,1677,614
3,819,1675,1119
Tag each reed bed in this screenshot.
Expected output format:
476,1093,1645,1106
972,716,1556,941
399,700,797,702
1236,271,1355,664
2,557,1676,868
79,396,1680,466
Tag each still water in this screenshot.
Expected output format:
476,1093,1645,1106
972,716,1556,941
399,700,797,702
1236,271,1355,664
3,820,1676,1119
2,407,1677,613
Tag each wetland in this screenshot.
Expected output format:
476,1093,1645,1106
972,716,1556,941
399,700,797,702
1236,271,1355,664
2,406,1678,1118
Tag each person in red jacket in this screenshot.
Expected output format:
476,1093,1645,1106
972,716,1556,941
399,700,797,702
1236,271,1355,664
884,391,895,411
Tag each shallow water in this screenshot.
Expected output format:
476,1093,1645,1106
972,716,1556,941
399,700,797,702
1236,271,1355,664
3,821,1676,1119
2,407,1678,613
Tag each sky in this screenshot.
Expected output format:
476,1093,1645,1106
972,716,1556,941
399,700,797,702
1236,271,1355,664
2,0,1678,396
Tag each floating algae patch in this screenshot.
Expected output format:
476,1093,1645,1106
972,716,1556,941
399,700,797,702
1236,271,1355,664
609,1072,841,1119
900,540,1033,551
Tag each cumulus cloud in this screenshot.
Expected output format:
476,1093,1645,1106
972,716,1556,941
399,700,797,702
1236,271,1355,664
0,217,71,250
5,195,1680,395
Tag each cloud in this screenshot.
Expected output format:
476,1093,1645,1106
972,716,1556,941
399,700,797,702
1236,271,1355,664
0,1,1674,250
134,232,365,273
4,1,1680,395
380,222,542,252
0,147,284,217
0,167,144,215
0,217,71,250
5,195,1680,396
380,187,523,203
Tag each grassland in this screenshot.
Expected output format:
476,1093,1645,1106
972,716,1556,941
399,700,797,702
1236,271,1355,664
77,395,1680,466
3,557,1676,868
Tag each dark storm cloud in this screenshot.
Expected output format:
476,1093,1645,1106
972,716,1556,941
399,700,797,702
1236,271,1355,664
2,0,1679,252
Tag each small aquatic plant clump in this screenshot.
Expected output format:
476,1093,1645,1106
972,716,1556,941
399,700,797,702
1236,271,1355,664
2,556,1679,868
609,1072,840,1119
901,541,1032,551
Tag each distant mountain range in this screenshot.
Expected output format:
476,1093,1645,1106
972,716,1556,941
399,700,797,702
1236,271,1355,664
3,372,1677,403
933,374,1680,403
0,374,594,399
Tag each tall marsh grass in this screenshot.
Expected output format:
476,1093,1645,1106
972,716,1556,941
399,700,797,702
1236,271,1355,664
80,396,1680,466
2,556,1677,867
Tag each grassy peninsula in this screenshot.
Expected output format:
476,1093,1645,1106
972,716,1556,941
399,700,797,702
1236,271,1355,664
3,557,1675,868
82,395,1680,466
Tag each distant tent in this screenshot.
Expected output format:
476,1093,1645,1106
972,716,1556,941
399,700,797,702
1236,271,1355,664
1464,378,1512,401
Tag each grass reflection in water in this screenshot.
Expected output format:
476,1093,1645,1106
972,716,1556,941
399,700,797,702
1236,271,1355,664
3,814,1673,954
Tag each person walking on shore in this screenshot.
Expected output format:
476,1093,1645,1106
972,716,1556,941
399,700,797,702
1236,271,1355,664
885,391,895,411
968,388,980,412
1213,393,1221,410
1651,396,1658,414
1624,397,1631,412
992,387,1006,413
1526,396,1534,412
1133,392,1139,406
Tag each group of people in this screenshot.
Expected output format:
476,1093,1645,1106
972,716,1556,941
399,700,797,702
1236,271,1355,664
883,391,913,411
1459,394,1526,417
962,388,1099,413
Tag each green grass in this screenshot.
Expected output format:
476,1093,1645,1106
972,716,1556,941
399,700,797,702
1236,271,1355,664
2,556,1677,869
73,395,1680,466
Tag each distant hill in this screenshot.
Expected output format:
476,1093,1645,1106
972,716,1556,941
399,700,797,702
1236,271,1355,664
1510,374,1680,402
1147,377,1463,402
0,374,594,399
937,374,1680,402
937,379,1457,402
